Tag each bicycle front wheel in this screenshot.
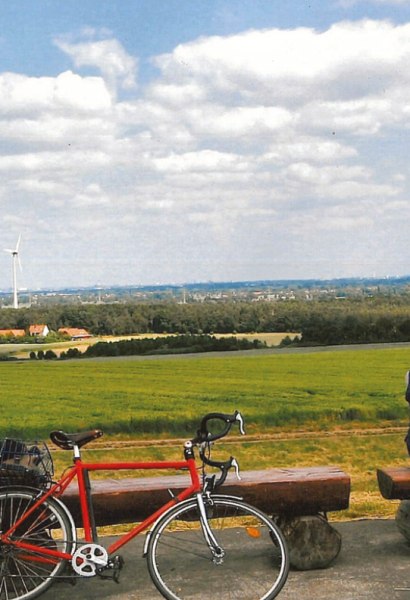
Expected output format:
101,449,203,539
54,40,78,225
0,488,74,600
147,495,289,600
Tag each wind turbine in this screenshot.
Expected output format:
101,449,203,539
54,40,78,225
4,234,22,309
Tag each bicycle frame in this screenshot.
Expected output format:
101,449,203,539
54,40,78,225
1,453,202,562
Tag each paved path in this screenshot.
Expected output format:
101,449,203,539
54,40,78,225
39,519,410,599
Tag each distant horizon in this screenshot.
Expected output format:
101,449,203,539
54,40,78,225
1,273,409,297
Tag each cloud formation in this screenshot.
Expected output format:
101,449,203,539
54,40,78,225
1,21,409,288
55,36,138,94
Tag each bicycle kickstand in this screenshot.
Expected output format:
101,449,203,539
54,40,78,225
97,555,125,583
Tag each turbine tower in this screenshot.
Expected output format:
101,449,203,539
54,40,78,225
4,234,22,309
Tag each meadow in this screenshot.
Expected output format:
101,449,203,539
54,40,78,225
1,345,410,519
1,346,409,438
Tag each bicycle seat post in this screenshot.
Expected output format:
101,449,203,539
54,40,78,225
73,443,81,461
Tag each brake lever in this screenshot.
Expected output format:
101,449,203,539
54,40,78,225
235,411,246,436
231,457,241,480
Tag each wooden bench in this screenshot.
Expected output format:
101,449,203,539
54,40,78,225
62,466,350,570
377,466,410,542
377,467,410,500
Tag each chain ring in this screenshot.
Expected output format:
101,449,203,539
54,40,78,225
72,544,108,577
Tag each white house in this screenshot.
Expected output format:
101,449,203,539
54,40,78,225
29,324,49,337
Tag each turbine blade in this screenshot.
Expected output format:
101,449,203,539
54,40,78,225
15,234,21,252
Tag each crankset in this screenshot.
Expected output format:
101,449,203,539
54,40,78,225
72,544,108,577
72,544,124,583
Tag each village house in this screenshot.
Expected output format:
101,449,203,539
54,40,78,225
58,327,92,340
29,324,50,337
0,329,25,338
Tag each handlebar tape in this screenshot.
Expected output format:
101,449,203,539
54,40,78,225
194,410,244,443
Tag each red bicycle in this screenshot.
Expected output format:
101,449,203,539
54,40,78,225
0,411,289,600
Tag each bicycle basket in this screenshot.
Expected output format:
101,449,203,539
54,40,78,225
0,438,54,489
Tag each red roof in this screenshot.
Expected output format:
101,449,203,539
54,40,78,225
0,329,25,337
58,327,91,339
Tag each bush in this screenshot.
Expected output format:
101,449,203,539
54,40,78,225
279,335,294,347
60,348,82,360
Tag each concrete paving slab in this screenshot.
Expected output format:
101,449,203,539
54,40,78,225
39,519,410,599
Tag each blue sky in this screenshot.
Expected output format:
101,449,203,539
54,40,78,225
3,1,409,78
1,0,410,290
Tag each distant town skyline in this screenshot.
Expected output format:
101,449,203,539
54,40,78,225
1,0,410,290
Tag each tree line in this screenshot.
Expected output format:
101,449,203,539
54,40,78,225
0,302,294,335
1,294,410,346
297,308,410,345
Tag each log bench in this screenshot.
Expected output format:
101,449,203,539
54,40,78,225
377,467,410,500
62,466,350,570
377,466,410,542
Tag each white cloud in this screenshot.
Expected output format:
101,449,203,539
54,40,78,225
0,114,116,152
262,139,357,164
71,184,110,207
153,20,410,101
153,150,250,173
148,82,206,106
286,162,370,184
0,71,112,116
55,37,138,94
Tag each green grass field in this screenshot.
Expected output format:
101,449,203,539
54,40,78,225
2,346,410,519
1,346,409,438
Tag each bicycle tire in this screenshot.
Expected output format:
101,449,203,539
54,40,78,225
0,487,74,600
147,495,289,600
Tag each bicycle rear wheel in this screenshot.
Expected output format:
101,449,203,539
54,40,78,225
147,495,289,600
0,488,74,600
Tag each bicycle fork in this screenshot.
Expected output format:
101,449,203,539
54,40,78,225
196,493,225,564
142,493,226,564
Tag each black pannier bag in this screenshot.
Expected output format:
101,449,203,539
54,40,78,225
0,438,53,488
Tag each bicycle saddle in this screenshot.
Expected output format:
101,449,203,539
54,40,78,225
50,429,103,450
